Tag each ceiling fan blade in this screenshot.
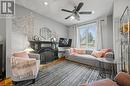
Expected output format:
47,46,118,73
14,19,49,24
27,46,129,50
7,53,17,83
65,15,72,19
79,11,92,14
61,9,73,13
76,2,84,12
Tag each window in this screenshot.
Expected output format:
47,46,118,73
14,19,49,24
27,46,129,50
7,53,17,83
79,22,97,50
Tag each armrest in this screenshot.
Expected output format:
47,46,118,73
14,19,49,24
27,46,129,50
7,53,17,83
11,57,36,68
10,57,38,79
28,53,40,60
104,52,114,59
114,72,130,86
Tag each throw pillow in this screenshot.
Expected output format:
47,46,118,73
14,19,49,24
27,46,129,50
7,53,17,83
13,51,29,58
101,48,112,57
70,48,78,55
76,48,86,54
91,50,104,57
101,48,112,52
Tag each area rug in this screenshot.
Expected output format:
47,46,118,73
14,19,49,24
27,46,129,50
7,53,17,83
15,60,114,86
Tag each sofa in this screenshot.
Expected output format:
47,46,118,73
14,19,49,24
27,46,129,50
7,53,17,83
80,72,130,86
65,48,114,68
10,51,40,83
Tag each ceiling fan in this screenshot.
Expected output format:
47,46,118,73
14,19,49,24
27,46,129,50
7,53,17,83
61,2,93,21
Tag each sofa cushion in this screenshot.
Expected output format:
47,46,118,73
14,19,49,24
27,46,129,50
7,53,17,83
114,72,130,86
75,48,86,54
80,79,119,86
13,51,29,58
70,48,86,55
91,50,105,57
101,48,112,52
70,48,78,55
101,48,112,56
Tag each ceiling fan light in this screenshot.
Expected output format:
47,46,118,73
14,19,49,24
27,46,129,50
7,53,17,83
70,16,75,20
92,11,95,14
44,2,48,6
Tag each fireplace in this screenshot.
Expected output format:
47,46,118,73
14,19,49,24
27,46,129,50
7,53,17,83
38,47,58,64
0,42,5,80
30,41,58,64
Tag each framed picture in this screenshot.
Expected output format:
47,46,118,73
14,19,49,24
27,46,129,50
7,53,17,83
40,27,52,41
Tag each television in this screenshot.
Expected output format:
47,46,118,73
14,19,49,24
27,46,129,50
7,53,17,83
59,38,72,47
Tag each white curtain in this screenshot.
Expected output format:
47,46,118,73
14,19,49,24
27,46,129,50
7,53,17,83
95,19,105,50
69,24,80,48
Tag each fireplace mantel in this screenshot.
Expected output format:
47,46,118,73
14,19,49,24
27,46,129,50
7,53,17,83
29,41,58,52
29,41,59,64
30,41,58,44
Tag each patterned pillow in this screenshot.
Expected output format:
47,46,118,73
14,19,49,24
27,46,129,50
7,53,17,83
75,49,86,54
101,48,112,57
101,48,112,52
91,50,105,57
70,48,86,55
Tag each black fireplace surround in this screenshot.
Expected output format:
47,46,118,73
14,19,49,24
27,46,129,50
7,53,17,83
38,47,58,64
30,41,58,64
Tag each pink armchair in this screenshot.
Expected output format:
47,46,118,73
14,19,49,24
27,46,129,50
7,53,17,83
80,72,130,86
10,52,40,83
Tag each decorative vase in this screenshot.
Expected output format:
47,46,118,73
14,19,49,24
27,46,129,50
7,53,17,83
33,35,39,41
50,38,56,42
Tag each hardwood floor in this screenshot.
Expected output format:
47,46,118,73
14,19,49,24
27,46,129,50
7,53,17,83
0,77,12,86
40,57,65,69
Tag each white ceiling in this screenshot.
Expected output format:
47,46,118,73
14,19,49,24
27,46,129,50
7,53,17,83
16,0,114,26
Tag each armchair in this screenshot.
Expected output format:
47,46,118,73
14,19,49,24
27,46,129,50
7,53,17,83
80,72,130,86
10,52,40,83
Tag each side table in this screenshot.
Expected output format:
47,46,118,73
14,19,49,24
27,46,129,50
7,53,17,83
58,51,66,58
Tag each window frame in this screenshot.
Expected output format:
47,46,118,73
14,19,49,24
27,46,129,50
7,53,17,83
78,21,97,50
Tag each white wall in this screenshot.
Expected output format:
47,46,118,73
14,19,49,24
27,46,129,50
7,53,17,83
113,0,130,72
11,4,68,51
0,18,6,41
15,4,68,38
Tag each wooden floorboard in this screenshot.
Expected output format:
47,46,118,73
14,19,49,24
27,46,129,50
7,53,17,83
0,77,12,86
40,57,65,69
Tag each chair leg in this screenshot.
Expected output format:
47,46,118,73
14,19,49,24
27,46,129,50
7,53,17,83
13,81,18,85
32,79,35,84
